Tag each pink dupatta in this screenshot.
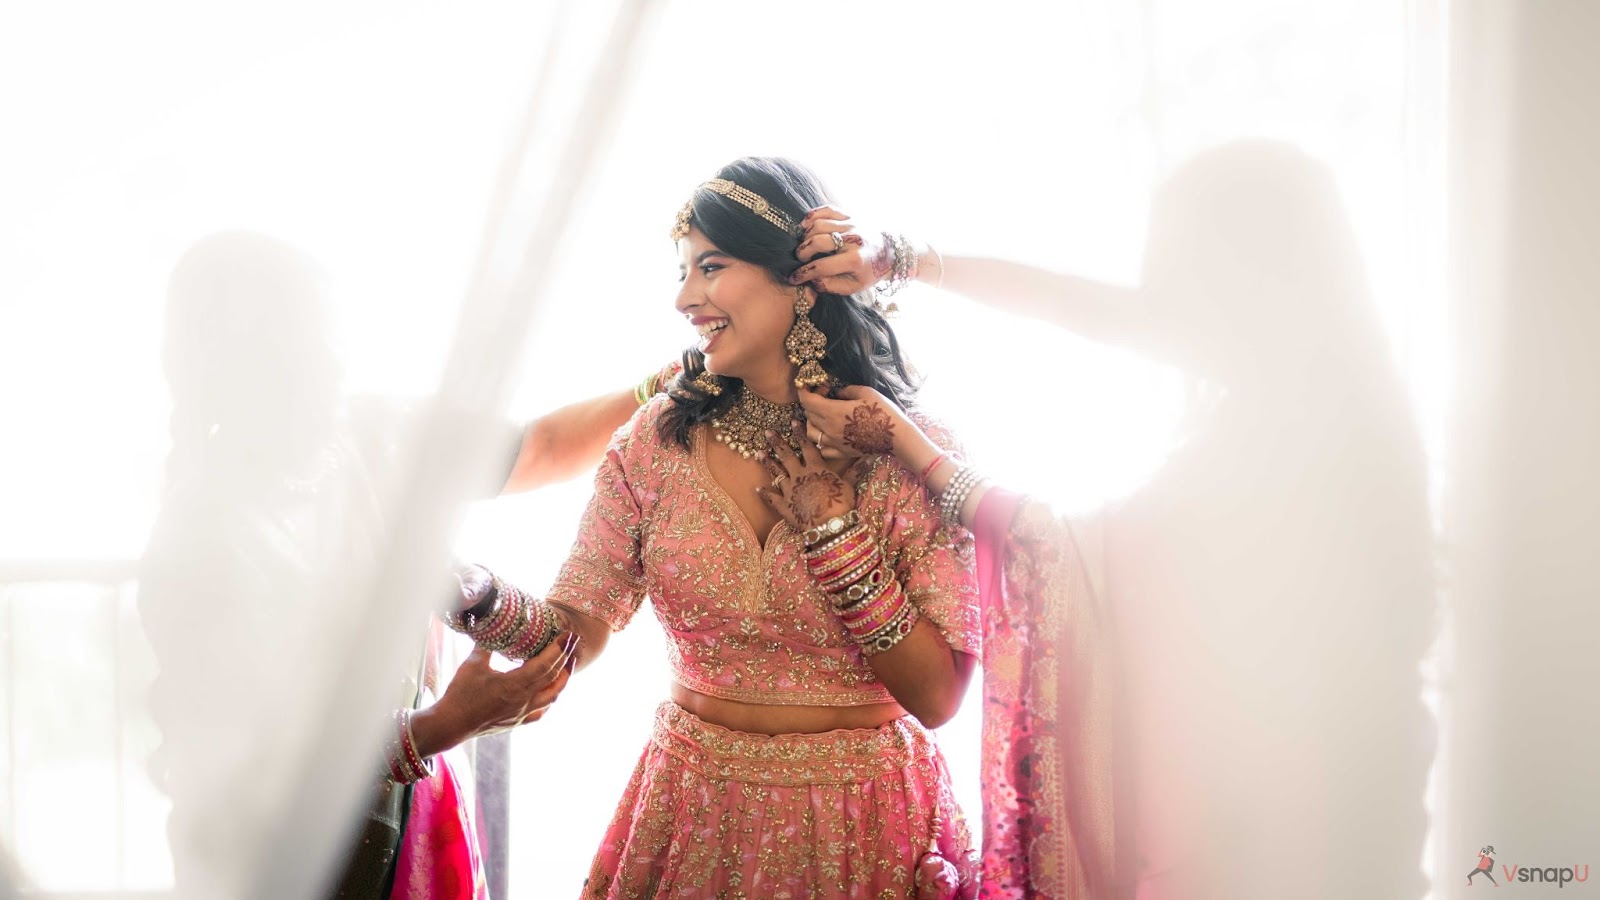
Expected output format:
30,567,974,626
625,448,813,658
389,620,491,900
972,489,1132,899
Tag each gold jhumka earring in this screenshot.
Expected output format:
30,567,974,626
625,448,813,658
785,286,829,390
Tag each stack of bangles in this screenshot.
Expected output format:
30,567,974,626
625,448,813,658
445,575,560,661
875,232,920,298
384,708,434,784
937,464,985,526
802,510,919,656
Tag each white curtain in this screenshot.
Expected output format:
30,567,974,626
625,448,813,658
1,0,1471,896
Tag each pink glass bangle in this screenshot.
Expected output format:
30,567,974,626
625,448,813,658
805,527,874,573
812,550,880,591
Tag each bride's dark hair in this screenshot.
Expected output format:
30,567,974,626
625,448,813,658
658,156,918,448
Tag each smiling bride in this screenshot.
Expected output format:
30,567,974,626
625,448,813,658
448,157,984,898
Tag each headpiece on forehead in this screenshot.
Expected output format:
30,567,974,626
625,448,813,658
670,178,802,242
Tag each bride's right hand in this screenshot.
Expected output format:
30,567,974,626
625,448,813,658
787,205,893,295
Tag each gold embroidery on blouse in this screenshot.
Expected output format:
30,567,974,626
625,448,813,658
689,427,772,615
548,398,980,708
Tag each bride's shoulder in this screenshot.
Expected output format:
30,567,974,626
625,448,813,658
609,393,680,458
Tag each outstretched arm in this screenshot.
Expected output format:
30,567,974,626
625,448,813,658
501,388,639,493
787,205,1167,359
501,362,682,494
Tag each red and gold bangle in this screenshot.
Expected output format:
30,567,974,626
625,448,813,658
808,543,877,589
384,738,408,783
386,708,435,784
812,522,876,563
472,578,532,650
859,601,919,656
840,576,901,631
383,717,409,782
805,520,872,563
818,557,881,595
399,709,431,779
833,565,890,611
919,453,948,484
475,599,524,651
469,586,519,645
841,580,906,639
505,602,558,659
807,523,873,564
817,546,882,591
503,603,544,657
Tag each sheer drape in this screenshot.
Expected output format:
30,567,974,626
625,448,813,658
0,1,1459,896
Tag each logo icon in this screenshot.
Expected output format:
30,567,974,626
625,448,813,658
1469,846,1498,887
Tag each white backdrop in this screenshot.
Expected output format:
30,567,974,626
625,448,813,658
0,1,1444,895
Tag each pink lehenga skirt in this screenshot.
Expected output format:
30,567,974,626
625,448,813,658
581,701,976,898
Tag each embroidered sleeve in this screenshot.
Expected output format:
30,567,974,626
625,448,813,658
873,453,982,658
545,413,651,631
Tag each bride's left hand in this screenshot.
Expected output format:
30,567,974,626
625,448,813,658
797,385,913,461
755,420,861,530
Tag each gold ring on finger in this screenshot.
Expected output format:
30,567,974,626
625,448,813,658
829,232,844,252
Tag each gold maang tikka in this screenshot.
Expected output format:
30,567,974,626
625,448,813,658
785,286,829,390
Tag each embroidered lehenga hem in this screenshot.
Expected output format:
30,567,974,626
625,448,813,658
581,702,977,899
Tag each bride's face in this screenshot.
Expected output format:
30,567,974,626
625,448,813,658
675,226,796,384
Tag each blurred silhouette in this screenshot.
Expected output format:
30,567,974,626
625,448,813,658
800,140,1437,898
1094,142,1436,899
139,232,520,899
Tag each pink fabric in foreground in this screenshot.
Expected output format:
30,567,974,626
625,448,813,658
390,620,489,900
388,750,489,900
972,488,1130,899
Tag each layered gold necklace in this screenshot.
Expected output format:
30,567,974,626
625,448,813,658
710,386,802,459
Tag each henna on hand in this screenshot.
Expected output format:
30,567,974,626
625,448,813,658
789,471,846,525
842,401,895,455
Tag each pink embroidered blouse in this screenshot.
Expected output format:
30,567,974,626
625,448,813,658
547,395,981,707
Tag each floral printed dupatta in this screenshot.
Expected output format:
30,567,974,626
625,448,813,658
972,490,1133,899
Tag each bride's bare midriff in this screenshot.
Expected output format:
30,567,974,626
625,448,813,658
671,682,906,735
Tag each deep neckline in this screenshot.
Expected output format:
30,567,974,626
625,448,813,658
691,426,789,558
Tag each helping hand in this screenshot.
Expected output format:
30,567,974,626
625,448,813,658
425,634,579,752
787,205,892,295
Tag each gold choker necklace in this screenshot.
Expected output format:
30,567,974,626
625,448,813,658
711,386,802,459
